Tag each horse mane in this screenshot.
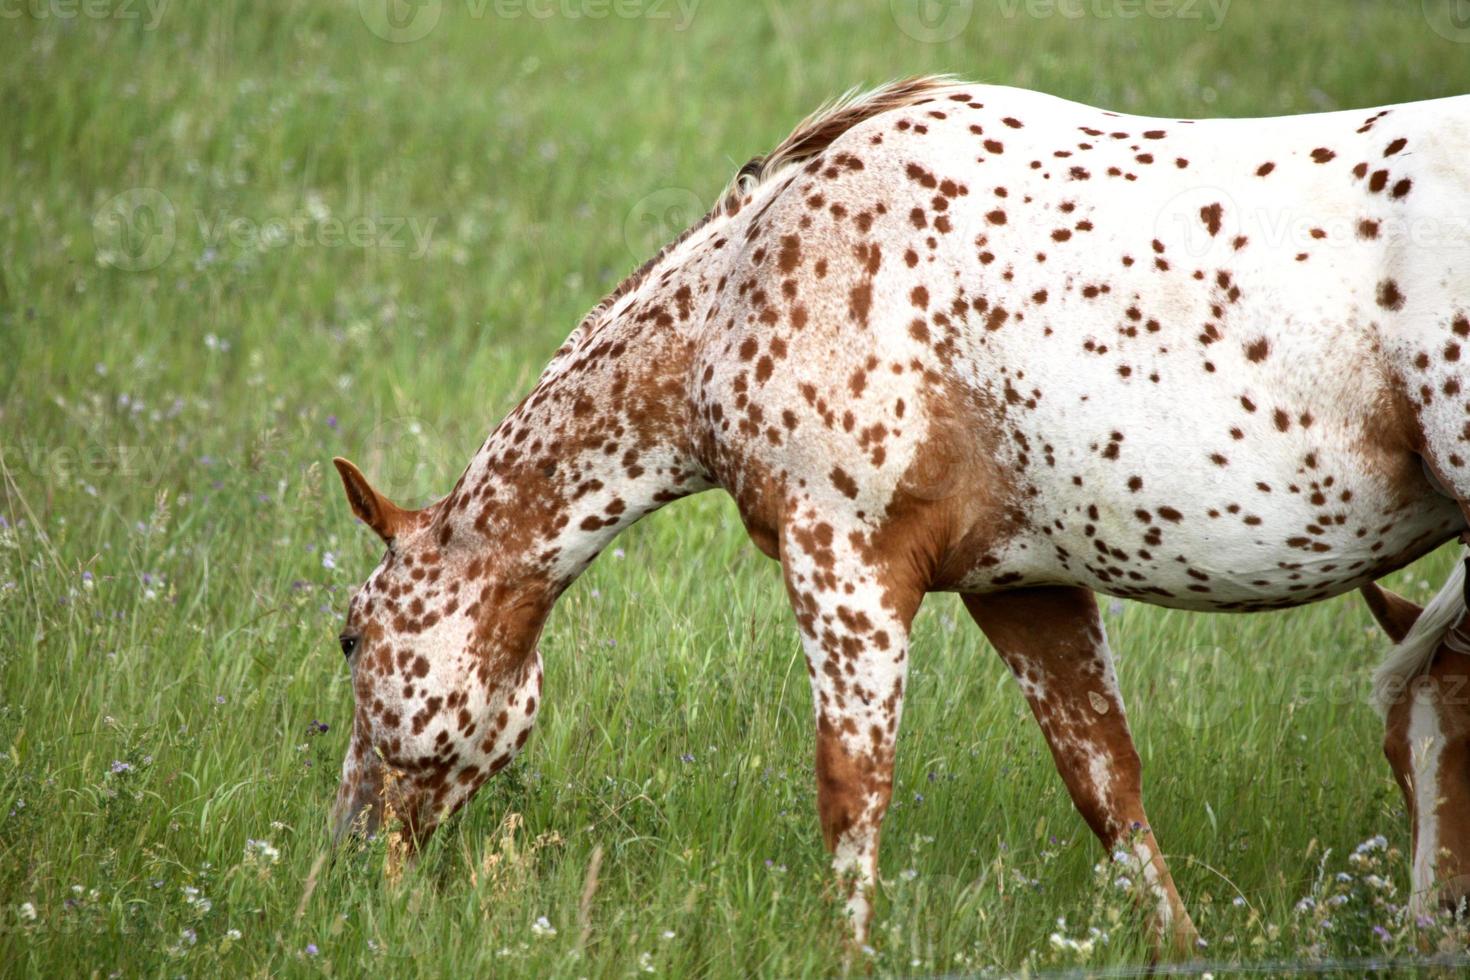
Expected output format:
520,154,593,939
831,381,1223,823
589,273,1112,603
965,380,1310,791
1370,547,1468,715
566,75,959,342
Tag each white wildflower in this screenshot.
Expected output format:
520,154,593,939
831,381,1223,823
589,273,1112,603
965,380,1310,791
245,838,281,865
1354,835,1388,856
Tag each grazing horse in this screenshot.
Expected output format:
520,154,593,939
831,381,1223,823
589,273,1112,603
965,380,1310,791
328,77,1470,953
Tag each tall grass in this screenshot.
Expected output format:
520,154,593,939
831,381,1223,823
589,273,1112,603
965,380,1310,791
4,1,1470,974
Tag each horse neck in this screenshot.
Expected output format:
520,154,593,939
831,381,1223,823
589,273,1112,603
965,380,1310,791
441,235,725,596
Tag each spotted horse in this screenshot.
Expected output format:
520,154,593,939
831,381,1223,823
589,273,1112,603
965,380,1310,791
328,77,1470,954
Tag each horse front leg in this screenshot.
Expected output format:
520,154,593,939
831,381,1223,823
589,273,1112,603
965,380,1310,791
779,512,926,947
962,586,1199,959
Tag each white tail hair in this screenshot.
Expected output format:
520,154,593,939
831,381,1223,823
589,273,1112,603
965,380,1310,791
1370,547,1468,716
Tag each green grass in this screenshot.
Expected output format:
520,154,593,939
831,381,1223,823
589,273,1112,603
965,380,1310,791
4,0,1470,975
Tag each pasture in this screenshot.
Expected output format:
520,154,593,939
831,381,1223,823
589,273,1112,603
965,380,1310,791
5,0,1470,974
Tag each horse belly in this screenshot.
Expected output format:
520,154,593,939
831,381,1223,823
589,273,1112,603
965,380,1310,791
949,361,1464,609
879,95,1469,608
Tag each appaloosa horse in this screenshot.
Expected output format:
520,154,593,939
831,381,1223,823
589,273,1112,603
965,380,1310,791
329,77,1470,953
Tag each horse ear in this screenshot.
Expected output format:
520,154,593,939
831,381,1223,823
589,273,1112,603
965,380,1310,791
333,457,410,545
1360,582,1422,644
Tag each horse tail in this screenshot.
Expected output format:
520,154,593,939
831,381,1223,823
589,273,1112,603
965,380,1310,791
1370,547,1468,716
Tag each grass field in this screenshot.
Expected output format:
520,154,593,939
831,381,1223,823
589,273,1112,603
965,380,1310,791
5,1,1470,975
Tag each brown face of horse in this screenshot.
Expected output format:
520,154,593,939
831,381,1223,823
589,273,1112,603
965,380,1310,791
329,458,546,846
1364,583,1470,915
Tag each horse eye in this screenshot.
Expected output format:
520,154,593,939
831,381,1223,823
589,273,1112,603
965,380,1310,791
339,634,359,659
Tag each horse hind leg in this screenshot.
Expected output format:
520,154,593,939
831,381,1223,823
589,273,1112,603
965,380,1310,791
1361,580,1425,643
962,586,1199,959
